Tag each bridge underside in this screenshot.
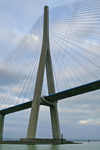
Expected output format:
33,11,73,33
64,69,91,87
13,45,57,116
0,80,99,115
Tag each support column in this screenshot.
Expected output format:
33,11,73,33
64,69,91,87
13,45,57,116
0,114,4,141
46,47,61,139
27,6,49,138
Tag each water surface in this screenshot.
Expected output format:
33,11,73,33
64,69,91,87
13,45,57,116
0,142,100,150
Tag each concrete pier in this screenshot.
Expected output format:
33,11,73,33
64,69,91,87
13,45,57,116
0,114,4,141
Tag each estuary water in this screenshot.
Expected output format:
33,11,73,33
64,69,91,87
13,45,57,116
0,142,100,150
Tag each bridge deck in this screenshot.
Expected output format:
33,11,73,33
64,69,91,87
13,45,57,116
0,80,100,115
0,101,32,115
45,80,100,102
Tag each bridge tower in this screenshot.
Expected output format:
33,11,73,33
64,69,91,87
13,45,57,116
27,6,61,139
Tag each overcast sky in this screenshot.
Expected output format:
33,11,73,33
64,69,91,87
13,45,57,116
0,0,100,140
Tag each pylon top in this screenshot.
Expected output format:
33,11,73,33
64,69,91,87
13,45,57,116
44,5,49,8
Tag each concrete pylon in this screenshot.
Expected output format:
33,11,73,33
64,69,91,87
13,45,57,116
27,6,60,139
0,114,4,141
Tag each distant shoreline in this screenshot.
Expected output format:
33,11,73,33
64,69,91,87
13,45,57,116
71,140,100,143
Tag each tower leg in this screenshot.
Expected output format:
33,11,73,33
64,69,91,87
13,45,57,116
27,100,40,138
46,48,60,139
0,114,4,141
50,104,60,139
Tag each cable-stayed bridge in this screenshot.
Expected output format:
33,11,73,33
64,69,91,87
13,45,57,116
0,0,100,141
